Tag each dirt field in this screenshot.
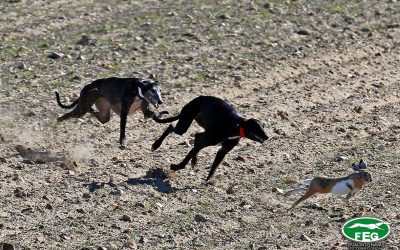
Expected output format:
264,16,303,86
1,0,400,249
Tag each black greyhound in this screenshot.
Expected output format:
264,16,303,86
55,77,166,147
152,96,268,181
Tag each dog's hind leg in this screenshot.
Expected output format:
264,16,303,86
190,133,204,167
93,97,111,124
152,124,174,151
57,87,99,122
205,139,239,181
171,133,208,171
170,145,204,171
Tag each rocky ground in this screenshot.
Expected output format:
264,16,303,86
0,0,400,249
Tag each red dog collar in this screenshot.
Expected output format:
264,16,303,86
239,127,246,138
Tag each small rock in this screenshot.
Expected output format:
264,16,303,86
354,106,363,113
218,13,231,20
334,155,347,162
282,153,292,163
2,243,15,250
226,185,237,194
300,234,314,242
284,178,298,184
263,2,273,9
271,187,284,194
60,234,70,240
22,159,35,164
332,215,350,222
277,110,289,120
194,214,207,222
296,29,312,35
76,208,85,214
122,241,137,249
16,62,26,70
82,193,91,199
121,214,132,222
47,52,64,59
37,235,45,243
372,82,385,88
274,128,286,136
21,207,34,214
25,111,37,117
134,202,146,208
138,236,148,244
234,156,246,162
352,211,365,218
77,35,90,45
233,75,243,81
110,189,124,196
14,188,28,198
45,204,53,210
239,200,251,207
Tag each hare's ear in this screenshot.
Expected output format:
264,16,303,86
359,159,367,170
352,163,360,171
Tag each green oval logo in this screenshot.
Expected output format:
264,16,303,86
342,217,390,242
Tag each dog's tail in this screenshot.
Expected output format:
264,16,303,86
55,91,78,109
152,113,180,123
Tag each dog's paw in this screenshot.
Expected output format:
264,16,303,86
170,164,183,171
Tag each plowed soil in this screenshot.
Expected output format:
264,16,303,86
0,0,399,249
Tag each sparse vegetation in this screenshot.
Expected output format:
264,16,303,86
0,0,399,249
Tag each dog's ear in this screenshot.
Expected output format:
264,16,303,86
137,87,144,98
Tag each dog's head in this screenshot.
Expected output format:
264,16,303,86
241,118,269,143
138,80,163,108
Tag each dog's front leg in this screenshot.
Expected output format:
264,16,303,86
190,132,205,167
119,106,129,147
205,139,239,181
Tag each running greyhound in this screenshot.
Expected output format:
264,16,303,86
55,77,166,147
152,96,269,181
